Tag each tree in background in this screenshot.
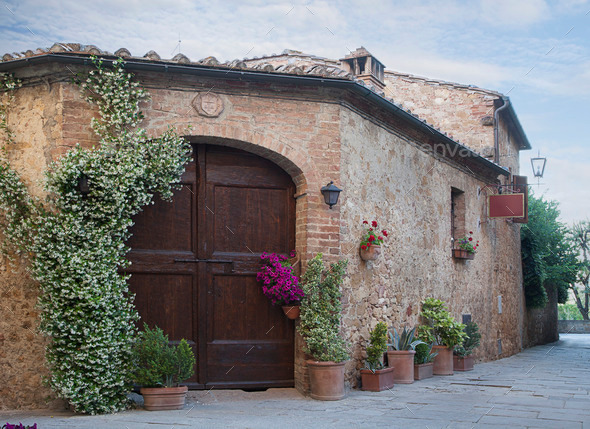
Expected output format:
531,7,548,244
521,191,579,308
568,221,590,320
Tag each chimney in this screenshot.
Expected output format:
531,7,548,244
340,47,385,90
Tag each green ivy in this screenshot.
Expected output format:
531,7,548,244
0,58,191,414
298,254,349,362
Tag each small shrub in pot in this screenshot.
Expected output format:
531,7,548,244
361,322,394,391
132,324,196,410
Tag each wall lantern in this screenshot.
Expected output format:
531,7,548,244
530,152,547,179
320,181,342,209
77,174,90,196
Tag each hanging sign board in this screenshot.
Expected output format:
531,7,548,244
488,193,525,218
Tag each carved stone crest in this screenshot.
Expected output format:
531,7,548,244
192,92,224,117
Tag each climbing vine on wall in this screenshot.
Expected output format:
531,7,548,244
0,58,191,414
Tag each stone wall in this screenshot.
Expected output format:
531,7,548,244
558,320,590,333
338,106,524,387
0,60,526,408
0,75,64,409
383,72,497,155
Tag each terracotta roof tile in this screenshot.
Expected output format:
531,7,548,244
1,43,354,80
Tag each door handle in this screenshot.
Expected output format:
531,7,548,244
174,258,234,273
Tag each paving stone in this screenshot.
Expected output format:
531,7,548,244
480,414,583,428
1,334,589,428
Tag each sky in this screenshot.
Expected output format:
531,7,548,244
1,0,588,224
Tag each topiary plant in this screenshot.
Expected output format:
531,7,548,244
414,342,438,364
418,298,466,348
454,321,481,357
364,322,388,370
297,253,349,362
132,324,196,388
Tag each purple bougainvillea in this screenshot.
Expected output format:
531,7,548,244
256,251,304,306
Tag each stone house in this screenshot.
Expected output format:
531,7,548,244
0,43,532,409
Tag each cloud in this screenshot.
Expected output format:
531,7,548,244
1,0,588,222
479,0,550,27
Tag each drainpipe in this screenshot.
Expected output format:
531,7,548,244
493,96,510,164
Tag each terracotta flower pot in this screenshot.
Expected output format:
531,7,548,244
360,367,395,392
432,345,454,375
282,305,300,319
452,249,475,260
307,360,346,401
140,386,188,411
386,350,416,384
360,244,381,261
414,362,434,380
453,355,474,371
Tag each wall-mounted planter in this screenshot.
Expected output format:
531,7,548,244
360,244,381,261
281,305,300,320
452,249,475,260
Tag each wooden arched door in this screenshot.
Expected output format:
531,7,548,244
127,144,296,389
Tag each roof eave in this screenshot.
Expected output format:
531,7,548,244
0,53,509,177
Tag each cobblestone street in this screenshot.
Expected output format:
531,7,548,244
2,334,589,428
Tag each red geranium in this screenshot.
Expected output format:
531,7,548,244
456,231,479,254
360,219,387,248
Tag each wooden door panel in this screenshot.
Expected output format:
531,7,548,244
209,275,290,341
205,148,293,188
129,273,194,341
212,186,290,254
128,144,295,389
127,185,195,252
206,344,294,384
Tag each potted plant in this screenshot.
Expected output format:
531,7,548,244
360,220,388,261
417,298,466,376
454,321,481,371
414,342,438,380
360,322,395,391
452,231,479,259
257,250,304,319
386,327,423,384
298,253,349,400
132,324,196,411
